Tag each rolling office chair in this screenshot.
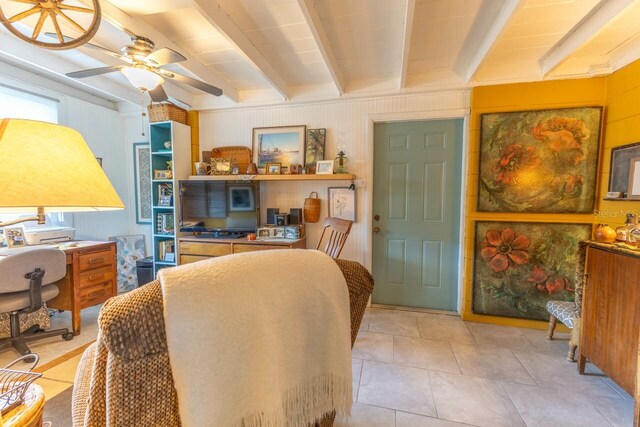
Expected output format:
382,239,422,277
0,247,73,358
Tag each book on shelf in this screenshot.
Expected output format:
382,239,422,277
156,213,175,234
158,240,175,262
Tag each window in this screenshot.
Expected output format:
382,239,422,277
0,84,69,230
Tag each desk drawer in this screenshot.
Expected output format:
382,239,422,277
80,281,113,306
79,250,113,271
233,244,288,253
180,241,231,257
78,265,114,289
180,255,213,265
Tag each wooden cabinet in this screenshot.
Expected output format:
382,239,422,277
178,237,306,264
579,242,640,426
47,241,117,335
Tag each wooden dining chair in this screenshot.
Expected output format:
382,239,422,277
316,217,353,258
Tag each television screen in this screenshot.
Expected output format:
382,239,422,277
179,180,260,234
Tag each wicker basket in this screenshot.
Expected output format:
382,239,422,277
211,146,251,173
304,192,321,223
148,103,187,124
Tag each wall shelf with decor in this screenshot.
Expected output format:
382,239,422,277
149,120,191,275
187,173,355,182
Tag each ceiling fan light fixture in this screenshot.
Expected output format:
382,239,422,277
121,66,164,91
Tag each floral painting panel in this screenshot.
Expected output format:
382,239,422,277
478,107,602,213
110,235,146,293
473,221,591,321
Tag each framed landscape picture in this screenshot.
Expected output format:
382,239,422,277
252,125,306,168
472,221,591,321
478,107,602,213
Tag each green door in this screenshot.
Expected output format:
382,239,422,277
372,119,463,310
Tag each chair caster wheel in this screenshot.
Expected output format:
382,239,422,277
23,355,36,364
63,333,74,341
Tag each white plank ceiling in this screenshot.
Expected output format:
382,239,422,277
0,0,639,109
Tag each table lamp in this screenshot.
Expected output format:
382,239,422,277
0,119,124,227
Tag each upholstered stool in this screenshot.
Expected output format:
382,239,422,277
545,242,586,362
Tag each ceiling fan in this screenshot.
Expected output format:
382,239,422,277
61,32,223,102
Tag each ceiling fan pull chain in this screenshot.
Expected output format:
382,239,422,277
140,91,147,137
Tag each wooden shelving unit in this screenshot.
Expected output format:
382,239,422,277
187,173,355,181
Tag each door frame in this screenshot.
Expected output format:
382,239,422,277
365,109,470,313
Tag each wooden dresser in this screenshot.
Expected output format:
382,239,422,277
178,236,306,264
578,242,640,426
48,241,117,335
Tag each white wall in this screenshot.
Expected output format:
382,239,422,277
199,91,470,267
0,61,149,252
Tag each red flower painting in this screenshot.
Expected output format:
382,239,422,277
480,228,530,272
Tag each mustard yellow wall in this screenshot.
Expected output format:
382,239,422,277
598,60,640,225
187,111,200,175
463,78,607,329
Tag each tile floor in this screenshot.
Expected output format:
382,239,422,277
339,307,634,427
21,306,637,426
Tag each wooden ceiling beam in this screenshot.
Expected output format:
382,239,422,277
297,0,344,95
399,0,415,89
192,0,290,100
95,0,240,103
464,0,524,83
540,0,635,76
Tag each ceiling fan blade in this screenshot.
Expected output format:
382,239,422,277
149,85,169,103
159,70,223,97
66,66,123,79
44,32,131,63
147,48,187,66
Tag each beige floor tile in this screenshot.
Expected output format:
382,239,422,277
465,322,538,352
394,336,460,373
358,360,436,417
417,316,476,345
588,395,635,427
503,382,612,427
396,412,477,427
35,377,72,400
451,343,535,385
352,331,394,363
519,327,573,357
369,310,420,337
586,364,633,399
359,311,371,332
513,351,622,399
352,358,363,402
334,403,395,427
42,353,83,382
429,371,525,427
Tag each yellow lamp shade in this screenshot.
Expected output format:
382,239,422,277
0,119,124,213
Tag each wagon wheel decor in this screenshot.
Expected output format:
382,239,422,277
0,0,101,50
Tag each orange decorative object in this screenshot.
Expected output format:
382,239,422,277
594,224,616,243
246,233,256,241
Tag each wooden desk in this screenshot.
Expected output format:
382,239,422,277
578,242,640,426
47,241,117,336
178,236,306,265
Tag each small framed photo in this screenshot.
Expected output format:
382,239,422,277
211,158,232,175
6,227,26,248
305,128,326,167
316,160,334,175
273,227,285,238
158,195,173,207
257,227,272,240
328,187,356,221
231,165,240,175
266,162,282,175
627,157,640,199
154,170,172,180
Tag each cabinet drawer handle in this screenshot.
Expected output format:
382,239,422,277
88,257,104,265
88,273,104,281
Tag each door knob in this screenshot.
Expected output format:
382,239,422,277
373,226,381,233
374,214,380,221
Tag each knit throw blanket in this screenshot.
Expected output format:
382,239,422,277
158,249,352,427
